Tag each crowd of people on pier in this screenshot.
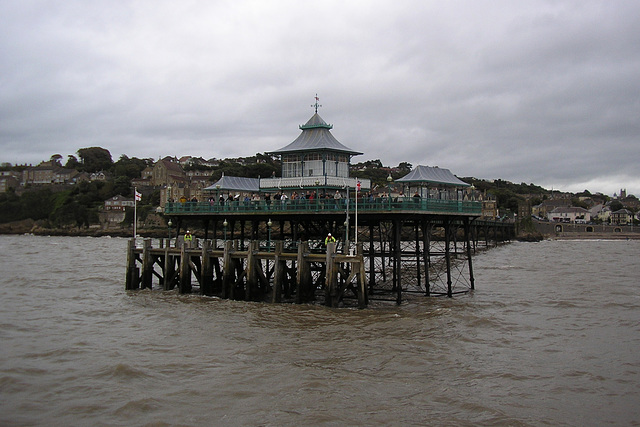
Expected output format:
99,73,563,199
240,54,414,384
165,186,476,213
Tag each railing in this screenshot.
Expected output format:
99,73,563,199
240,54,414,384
165,197,481,215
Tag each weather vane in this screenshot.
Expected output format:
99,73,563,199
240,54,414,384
311,93,322,113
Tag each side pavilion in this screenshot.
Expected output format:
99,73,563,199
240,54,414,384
395,165,472,200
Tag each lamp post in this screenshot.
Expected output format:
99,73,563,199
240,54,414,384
223,219,228,241
267,218,272,252
216,184,221,210
387,174,393,210
315,179,320,211
168,219,172,244
344,219,349,248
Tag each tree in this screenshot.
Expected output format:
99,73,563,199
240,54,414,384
113,176,131,196
77,147,113,172
0,189,22,223
65,155,80,169
610,200,623,212
20,188,56,221
113,155,152,179
50,154,63,166
397,162,412,173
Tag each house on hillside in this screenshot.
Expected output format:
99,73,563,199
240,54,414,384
547,206,591,223
100,195,134,229
90,171,108,181
611,208,633,225
151,157,187,187
104,195,135,211
0,175,19,193
22,161,58,185
22,161,81,185
533,198,571,219
478,194,498,219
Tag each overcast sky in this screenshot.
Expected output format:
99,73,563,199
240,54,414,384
1,0,638,196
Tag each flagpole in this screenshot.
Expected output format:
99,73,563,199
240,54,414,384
355,178,359,247
134,187,137,240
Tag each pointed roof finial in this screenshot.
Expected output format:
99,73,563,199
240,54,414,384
311,93,322,114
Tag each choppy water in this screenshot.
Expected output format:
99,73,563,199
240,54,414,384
0,235,638,426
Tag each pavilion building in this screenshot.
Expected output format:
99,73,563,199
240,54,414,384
259,109,370,194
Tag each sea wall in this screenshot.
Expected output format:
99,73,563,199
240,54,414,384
534,221,640,239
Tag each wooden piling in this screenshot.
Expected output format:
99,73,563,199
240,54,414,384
245,240,259,301
141,239,153,289
221,240,234,299
325,242,338,307
179,242,191,294
272,241,285,303
201,239,214,296
295,241,312,304
125,239,139,290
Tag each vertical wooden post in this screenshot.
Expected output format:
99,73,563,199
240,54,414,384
125,238,139,290
245,240,259,301
203,219,210,241
240,220,245,251
163,242,175,290
295,241,311,304
201,240,214,296
222,240,234,299
141,238,153,289
179,242,192,294
325,242,338,307
272,241,285,303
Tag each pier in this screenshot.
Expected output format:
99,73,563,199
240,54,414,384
125,102,515,306
125,207,513,307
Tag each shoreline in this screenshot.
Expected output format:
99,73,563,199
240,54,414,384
1,219,638,241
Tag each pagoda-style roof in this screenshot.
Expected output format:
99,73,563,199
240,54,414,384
267,113,362,155
396,165,470,187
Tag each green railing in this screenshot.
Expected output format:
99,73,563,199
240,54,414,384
165,197,481,215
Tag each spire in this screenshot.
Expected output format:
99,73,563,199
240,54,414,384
311,93,321,114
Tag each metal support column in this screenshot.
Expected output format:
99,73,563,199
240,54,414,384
464,217,475,290
444,218,453,298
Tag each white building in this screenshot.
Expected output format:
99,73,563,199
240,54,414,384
547,206,591,223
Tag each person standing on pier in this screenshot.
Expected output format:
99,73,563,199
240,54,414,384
334,190,342,209
325,233,336,245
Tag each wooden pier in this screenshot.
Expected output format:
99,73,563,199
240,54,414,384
126,238,367,308
125,216,514,308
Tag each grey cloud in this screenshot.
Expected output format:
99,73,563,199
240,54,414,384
1,1,638,195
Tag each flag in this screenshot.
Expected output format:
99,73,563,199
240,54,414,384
135,190,142,201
